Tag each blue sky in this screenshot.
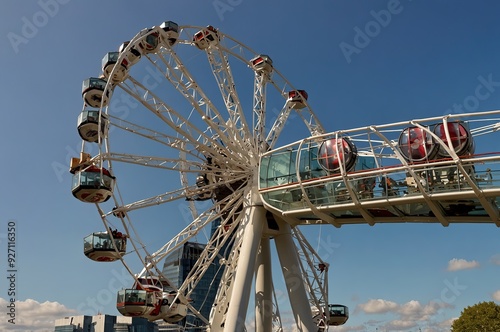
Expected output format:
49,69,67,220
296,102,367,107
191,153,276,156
1,1,500,331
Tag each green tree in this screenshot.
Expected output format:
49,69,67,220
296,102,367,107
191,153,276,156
451,301,500,332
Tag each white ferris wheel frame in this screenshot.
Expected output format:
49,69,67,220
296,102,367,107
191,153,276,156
81,23,331,331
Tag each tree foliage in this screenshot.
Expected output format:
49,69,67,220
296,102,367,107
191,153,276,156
451,301,500,332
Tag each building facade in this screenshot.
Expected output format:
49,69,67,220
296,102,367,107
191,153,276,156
162,219,234,331
54,314,158,332
162,240,223,330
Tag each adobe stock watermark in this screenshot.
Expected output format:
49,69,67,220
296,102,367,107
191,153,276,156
5,220,17,325
340,0,410,64
436,277,467,304
267,106,299,130
316,234,341,262
76,266,133,315
444,74,500,115
213,0,243,21
178,199,214,226
7,0,72,54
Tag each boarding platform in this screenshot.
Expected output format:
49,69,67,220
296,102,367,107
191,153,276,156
259,111,500,227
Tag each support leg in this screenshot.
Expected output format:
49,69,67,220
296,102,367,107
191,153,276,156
255,236,273,332
224,205,265,331
275,224,316,331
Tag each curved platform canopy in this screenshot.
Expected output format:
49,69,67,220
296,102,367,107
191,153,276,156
259,110,500,228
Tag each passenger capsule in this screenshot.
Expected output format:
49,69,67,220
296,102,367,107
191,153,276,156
134,276,163,292
328,304,349,326
434,121,474,157
83,231,126,262
71,166,115,203
318,137,357,173
138,28,160,54
117,276,187,322
160,21,179,46
119,41,141,65
161,292,188,323
193,25,220,50
117,289,150,317
77,109,108,143
116,289,187,322
250,54,273,74
287,90,308,109
82,77,109,108
102,51,129,83
398,126,438,162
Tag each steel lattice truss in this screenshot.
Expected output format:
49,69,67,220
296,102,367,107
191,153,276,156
72,21,500,332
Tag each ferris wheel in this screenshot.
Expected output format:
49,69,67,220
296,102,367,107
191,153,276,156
70,22,347,331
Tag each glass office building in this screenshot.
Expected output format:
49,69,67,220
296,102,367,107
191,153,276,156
162,241,222,330
162,220,228,330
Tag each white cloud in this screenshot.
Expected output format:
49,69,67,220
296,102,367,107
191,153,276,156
0,298,78,332
398,300,422,316
398,300,451,321
358,299,399,314
384,319,416,330
447,258,480,271
492,290,500,301
358,299,454,331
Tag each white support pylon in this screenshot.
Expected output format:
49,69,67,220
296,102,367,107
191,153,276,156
224,204,266,331
255,236,273,332
275,223,317,332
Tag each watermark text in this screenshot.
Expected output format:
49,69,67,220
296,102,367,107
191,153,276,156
6,220,17,325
